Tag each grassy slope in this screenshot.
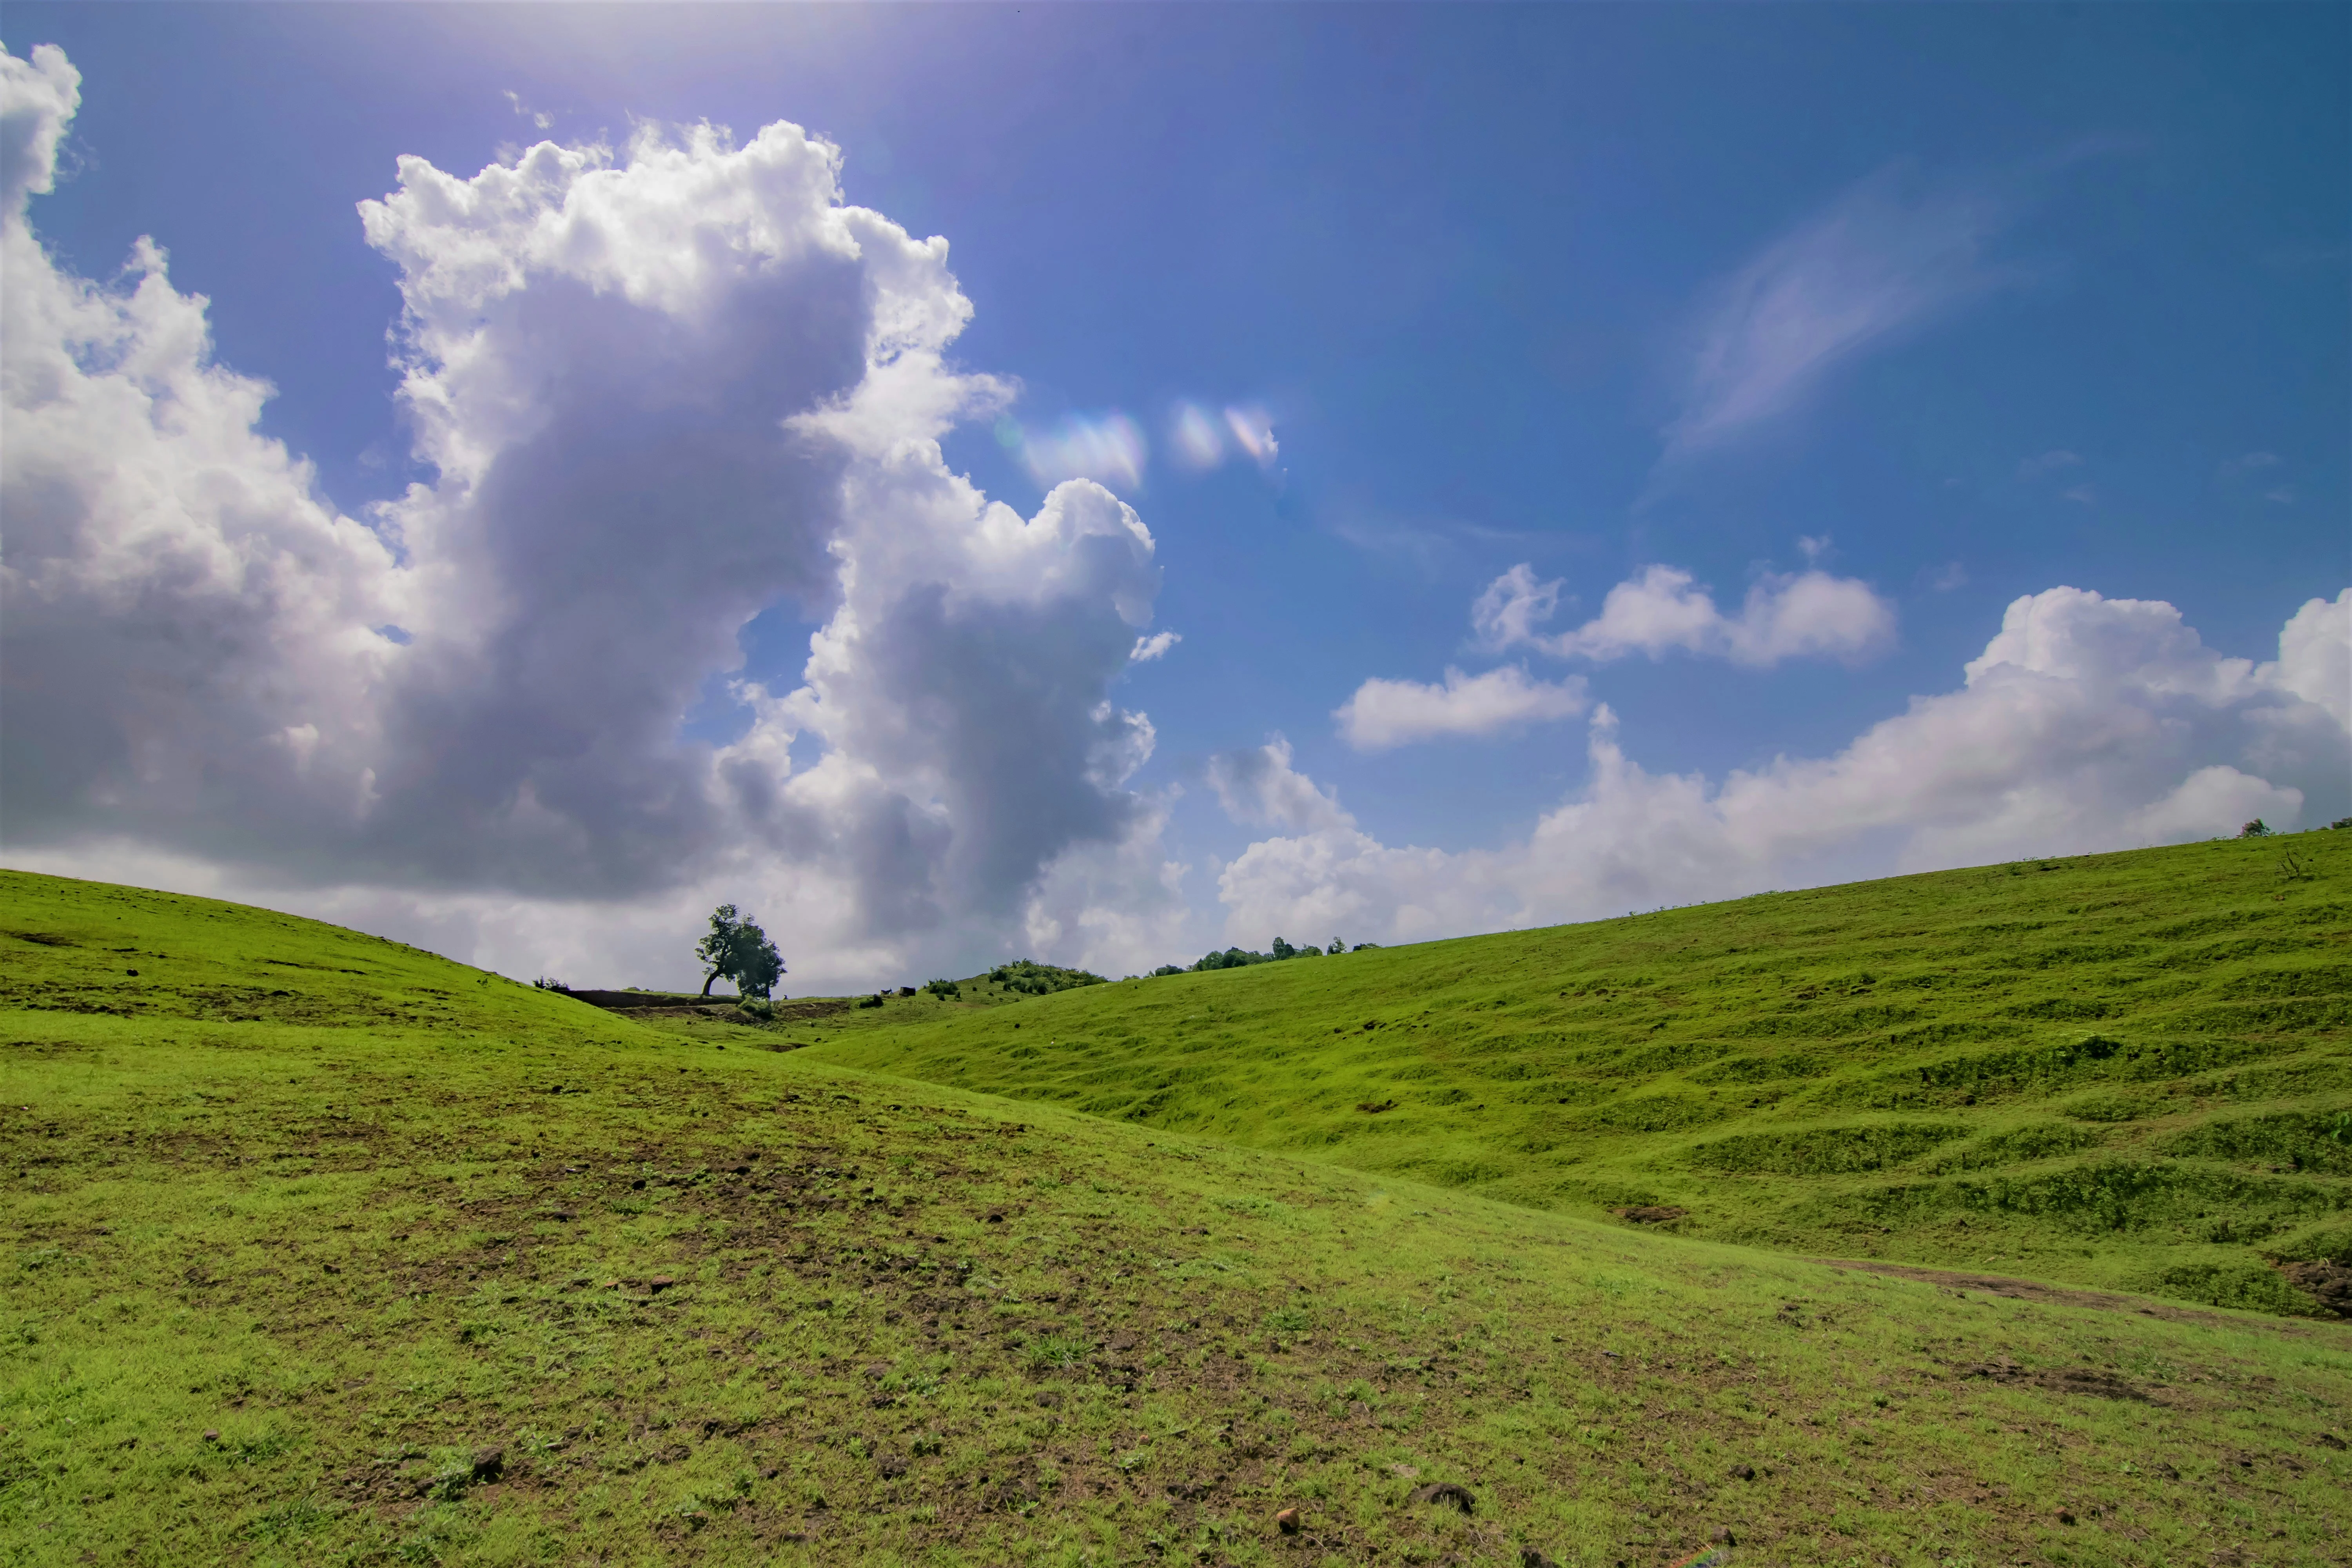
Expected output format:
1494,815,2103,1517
4,868,2350,1568
815,835,2352,1315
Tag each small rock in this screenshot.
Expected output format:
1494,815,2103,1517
878,1453,907,1479
1728,1463,1756,1481
2055,1507,2076,1526
1711,1527,1737,1545
1276,1506,1301,1534
470,1446,505,1482
202,1429,220,1444
1520,1551,1560,1568
1408,1481,1475,1514
648,1276,675,1292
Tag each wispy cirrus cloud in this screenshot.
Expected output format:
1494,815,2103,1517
1662,166,2024,463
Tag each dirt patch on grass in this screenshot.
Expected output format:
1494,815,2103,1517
1956,1357,2149,1399
2273,1258,2352,1318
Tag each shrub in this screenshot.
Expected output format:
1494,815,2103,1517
531,976,569,992
924,978,960,998
2238,818,2274,838
857,993,885,1009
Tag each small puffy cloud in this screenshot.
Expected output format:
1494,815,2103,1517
1334,665,1590,751
1924,561,1969,592
1796,534,1832,563
1664,166,2018,459
2017,448,2082,479
2265,486,2296,505
2221,451,2281,475
1214,588,2351,946
1130,630,1181,662
2061,484,2096,506
1474,563,1896,668
1205,736,1350,834
1001,411,1148,492
1470,563,1562,648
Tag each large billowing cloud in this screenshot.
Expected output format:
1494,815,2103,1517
1217,588,2351,945
0,43,1185,987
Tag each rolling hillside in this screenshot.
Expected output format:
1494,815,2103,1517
815,833,2352,1317
3,866,2348,1565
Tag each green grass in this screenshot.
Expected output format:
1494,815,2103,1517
4,862,2350,1565
814,834,2352,1316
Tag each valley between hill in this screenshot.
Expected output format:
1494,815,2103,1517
2,858,2348,1565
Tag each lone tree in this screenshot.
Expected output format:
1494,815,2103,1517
696,904,786,998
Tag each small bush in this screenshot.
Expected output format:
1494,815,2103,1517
531,976,569,991
924,978,960,998
857,993,885,1009
2238,818,2274,838
2152,1261,2323,1316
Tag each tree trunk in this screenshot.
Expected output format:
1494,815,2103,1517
700,971,719,996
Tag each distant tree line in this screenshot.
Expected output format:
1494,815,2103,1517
983,959,1107,996
1153,936,1377,977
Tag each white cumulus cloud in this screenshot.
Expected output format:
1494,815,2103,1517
1216,588,2350,946
1130,630,1181,662
0,44,1190,989
1204,736,1350,835
1334,665,1590,751
1473,562,1896,668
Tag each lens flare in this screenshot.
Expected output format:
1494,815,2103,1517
1013,412,1148,492
1223,404,1279,465
1169,403,1226,468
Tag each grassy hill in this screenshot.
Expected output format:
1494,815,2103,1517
813,834,2352,1318
4,866,2350,1566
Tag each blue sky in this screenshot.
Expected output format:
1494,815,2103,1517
4,5,2345,987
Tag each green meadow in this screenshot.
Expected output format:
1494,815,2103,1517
3,845,2348,1566
816,833,2352,1318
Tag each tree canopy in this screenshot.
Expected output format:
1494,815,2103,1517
696,904,785,998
